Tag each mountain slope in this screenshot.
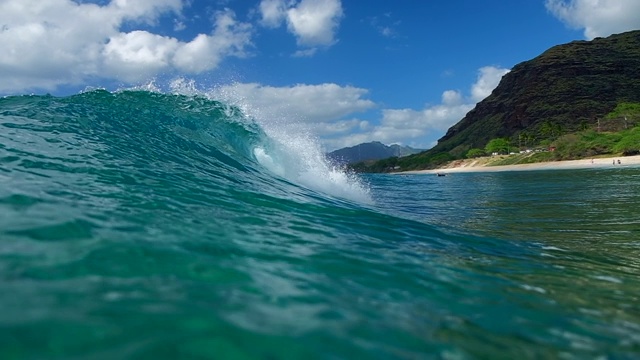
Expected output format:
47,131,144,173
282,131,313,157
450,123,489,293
356,30,640,172
435,29,640,157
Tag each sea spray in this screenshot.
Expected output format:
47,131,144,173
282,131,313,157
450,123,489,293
251,133,371,204
115,80,371,203
203,82,372,203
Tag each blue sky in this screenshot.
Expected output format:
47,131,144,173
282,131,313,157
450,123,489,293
1,0,639,150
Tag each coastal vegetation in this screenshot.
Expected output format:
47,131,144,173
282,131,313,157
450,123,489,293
351,30,640,173
351,102,640,172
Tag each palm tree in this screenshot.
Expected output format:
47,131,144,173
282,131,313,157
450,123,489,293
551,123,565,138
485,138,511,154
579,120,590,131
538,121,554,140
518,131,536,148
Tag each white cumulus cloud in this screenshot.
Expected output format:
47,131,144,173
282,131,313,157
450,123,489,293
210,81,376,152
102,31,180,81
287,0,343,46
212,82,375,124
324,66,510,150
258,0,343,50
210,66,511,151
471,66,510,102
259,0,290,28
172,10,253,73
546,0,640,39
0,0,253,93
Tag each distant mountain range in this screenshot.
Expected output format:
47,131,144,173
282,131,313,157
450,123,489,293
327,141,424,164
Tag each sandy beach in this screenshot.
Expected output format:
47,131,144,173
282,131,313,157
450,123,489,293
399,155,640,175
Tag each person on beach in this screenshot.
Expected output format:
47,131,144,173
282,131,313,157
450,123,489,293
613,159,616,165
618,159,621,165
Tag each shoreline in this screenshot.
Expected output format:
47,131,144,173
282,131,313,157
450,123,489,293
397,155,640,175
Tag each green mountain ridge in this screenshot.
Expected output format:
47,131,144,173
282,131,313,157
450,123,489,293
356,30,640,172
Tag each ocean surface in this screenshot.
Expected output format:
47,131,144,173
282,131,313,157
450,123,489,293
1,91,639,359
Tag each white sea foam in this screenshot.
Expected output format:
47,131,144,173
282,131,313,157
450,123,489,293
163,79,372,204
592,275,622,284
207,83,372,203
541,245,567,251
253,147,285,177
521,284,547,294
251,130,372,204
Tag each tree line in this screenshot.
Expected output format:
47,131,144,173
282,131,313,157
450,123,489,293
465,102,640,159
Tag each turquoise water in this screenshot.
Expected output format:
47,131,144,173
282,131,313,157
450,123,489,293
1,91,639,359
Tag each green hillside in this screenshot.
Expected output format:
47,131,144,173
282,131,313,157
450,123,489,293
354,30,640,172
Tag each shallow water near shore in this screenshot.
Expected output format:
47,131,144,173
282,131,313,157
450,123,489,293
1,92,639,359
